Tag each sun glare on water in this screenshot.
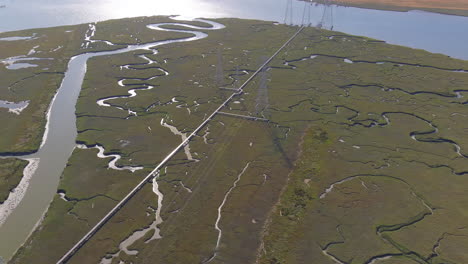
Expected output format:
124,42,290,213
99,0,225,19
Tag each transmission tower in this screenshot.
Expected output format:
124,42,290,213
284,0,293,25
301,1,313,26
318,0,334,30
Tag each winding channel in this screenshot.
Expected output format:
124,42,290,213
0,18,224,261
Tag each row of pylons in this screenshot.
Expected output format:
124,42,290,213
284,0,334,30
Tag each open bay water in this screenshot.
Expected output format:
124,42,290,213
0,0,467,59
0,0,467,262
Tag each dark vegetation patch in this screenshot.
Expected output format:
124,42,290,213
0,16,198,154
9,15,468,264
0,158,28,203
258,26,468,264
0,24,88,153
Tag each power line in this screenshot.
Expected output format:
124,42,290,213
289,0,293,24
283,0,291,24
301,1,307,26
56,23,306,264
284,0,293,25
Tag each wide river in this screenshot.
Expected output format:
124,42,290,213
0,0,467,262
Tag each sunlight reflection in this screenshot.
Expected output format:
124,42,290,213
96,0,227,19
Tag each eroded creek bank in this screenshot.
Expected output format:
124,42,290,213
0,17,224,261
6,17,468,264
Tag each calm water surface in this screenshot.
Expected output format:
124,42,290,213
0,0,467,262
0,0,467,59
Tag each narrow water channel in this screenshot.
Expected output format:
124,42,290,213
0,18,224,261
1,0,467,261
1,0,468,60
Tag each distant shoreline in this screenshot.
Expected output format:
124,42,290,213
310,0,468,17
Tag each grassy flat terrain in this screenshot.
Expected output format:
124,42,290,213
0,24,87,154
9,15,468,264
0,159,28,204
257,28,468,263
12,18,302,264
0,16,193,155
312,0,468,16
